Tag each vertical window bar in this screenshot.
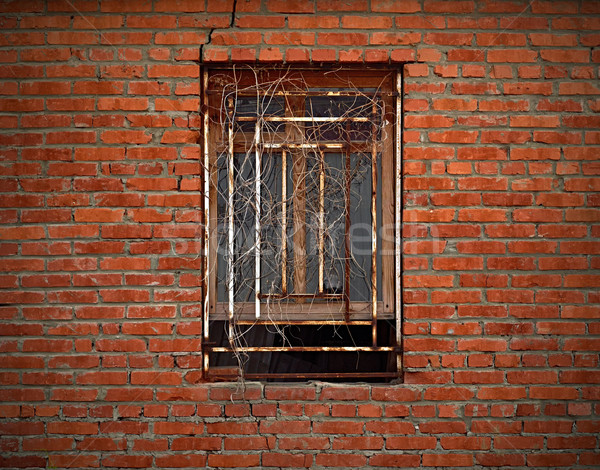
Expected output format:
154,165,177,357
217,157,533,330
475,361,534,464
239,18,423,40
292,152,306,300
344,148,351,322
255,120,261,319
344,123,352,321
288,96,306,302
395,71,402,371
318,148,325,295
202,67,210,375
371,101,378,348
281,150,287,295
227,96,235,334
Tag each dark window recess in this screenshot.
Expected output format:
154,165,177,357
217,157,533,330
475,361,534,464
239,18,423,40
201,66,402,382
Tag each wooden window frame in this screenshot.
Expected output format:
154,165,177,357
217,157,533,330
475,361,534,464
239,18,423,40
201,66,402,381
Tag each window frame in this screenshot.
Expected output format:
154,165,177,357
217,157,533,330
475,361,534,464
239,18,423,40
201,65,402,381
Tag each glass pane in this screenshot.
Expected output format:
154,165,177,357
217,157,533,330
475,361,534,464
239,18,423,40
304,96,381,141
348,152,371,302
260,152,284,297
233,96,284,132
208,321,396,380
307,95,372,118
216,152,257,303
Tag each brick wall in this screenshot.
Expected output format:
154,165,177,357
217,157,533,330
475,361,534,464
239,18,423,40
1,0,599,467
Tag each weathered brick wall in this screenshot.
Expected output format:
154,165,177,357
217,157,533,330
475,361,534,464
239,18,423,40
0,0,599,467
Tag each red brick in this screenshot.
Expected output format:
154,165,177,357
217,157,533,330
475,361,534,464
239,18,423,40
321,386,369,401
425,32,473,45
147,64,199,78
131,371,181,385
404,275,453,288
236,15,285,28
504,82,553,95
155,454,208,467
23,437,73,451
265,386,316,400
288,16,339,29
527,453,578,467
170,437,220,451
47,455,99,468
262,453,313,468
261,420,311,434
76,371,127,385
223,436,273,450
511,115,560,128
315,454,367,467
71,15,124,29
369,454,421,467
495,435,544,450
316,0,366,11
423,454,473,467
342,15,392,29
541,49,590,63
441,436,491,450
101,455,152,468
318,32,368,46
47,422,98,435
206,422,257,435
424,0,474,12
75,436,125,451
279,437,329,450
267,0,314,13
154,422,203,435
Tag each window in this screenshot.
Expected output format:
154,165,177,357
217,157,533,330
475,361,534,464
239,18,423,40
201,66,401,381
